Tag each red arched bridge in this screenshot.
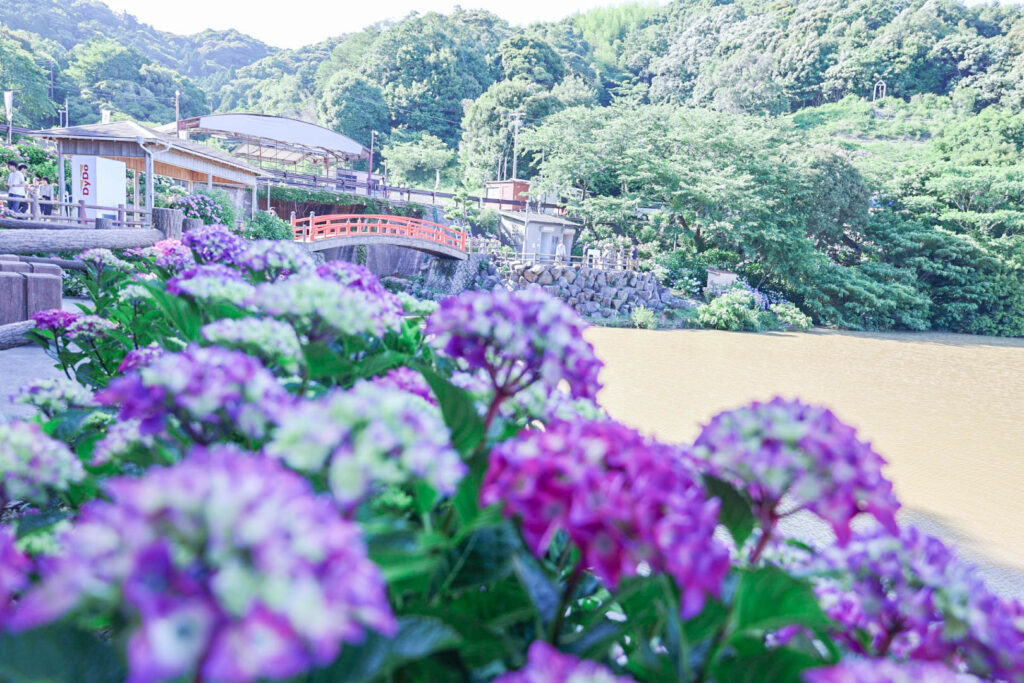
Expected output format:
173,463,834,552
292,214,467,260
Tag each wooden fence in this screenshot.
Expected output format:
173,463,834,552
0,192,149,228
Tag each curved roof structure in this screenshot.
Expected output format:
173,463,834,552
157,113,369,167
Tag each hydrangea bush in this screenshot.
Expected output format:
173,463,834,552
2,223,1021,682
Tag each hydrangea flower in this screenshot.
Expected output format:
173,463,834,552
316,260,389,297
152,239,196,271
78,248,133,272
181,224,244,264
266,382,464,510
0,419,86,506
807,525,1024,679
803,659,980,683
427,289,602,409
12,377,96,417
396,292,439,316
167,264,256,305
0,526,29,625
452,370,607,423
692,397,900,553
249,276,402,340
201,317,303,373
482,418,729,618
66,314,117,342
118,284,152,303
494,642,635,683
31,309,79,332
118,343,164,373
98,345,291,444
10,448,396,682
236,240,314,279
91,419,156,466
368,367,436,405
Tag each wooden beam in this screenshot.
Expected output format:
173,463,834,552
0,321,33,350
0,229,163,254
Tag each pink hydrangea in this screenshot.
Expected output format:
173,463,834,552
482,418,729,618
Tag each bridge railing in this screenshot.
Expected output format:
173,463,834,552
291,214,466,252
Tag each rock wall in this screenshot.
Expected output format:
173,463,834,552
506,262,671,317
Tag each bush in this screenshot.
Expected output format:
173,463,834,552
239,211,293,240
195,187,238,227
770,302,814,331
170,193,225,225
696,290,763,331
631,306,658,329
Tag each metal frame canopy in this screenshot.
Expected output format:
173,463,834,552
160,113,369,168
35,120,266,212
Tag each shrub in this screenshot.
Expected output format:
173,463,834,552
239,211,293,240
195,187,238,227
169,193,224,225
696,289,763,331
770,302,813,331
631,305,658,329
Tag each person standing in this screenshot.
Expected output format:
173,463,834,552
37,176,54,216
5,161,26,215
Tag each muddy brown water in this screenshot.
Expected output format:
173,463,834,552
587,327,1024,593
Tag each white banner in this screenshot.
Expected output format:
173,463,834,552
3,91,12,123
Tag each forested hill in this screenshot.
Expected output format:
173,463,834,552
2,0,1024,336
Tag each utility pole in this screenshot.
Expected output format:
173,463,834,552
510,111,524,180
367,130,378,197
174,90,180,123
64,96,69,127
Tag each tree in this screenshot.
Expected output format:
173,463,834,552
497,35,566,88
0,30,54,126
317,70,390,146
382,133,455,189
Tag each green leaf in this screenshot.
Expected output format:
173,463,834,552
512,552,560,625
310,615,460,683
420,369,485,457
16,507,70,539
703,475,756,550
731,566,830,636
302,341,353,380
441,523,520,591
710,643,825,683
0,624,125,683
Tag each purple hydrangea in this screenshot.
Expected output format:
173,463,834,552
10,448,396,682
117,342,164,373
152,238,196,271
494,642,635,683
91,418,155,466
427,289,603,405
167,264,255,304
31,309,79,332
236,240,314,279
181,224,244,264
482,418,729,618
368,367,436,405
803,658,980,683
316,260,390,297
265,382,464,510
692,398,900,551
808,526,1024,679
452,369,608,423
12,377,96,418
66,314,117,342
248,276,402,340
0,526,29,625
97,345,291,443
0,419,86,506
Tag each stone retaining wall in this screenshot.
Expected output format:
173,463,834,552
506,262,670,317
0,255,62,325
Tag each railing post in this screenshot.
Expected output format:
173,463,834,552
118,204,126,227
290,210,296,226
307,212,315,242
30,195,40,220
78,200,87,226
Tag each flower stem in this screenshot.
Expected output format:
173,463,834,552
550,564,584,646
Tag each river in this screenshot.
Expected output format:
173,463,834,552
587,327,1024,597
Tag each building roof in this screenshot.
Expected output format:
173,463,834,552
498,211,581,227
157,113,368,166
35,120,265,178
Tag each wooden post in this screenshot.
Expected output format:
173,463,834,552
144,152,155,213
30,194,40,220
78,200,87,226
152,207,184,240
57,147,65,208
133,171,140,222
0,229,163,254
207,172,213,190
118,204,126,227
182,218,203,232
250,184,257,220
307,212,315,242
0,321,34,350
95,217,114,230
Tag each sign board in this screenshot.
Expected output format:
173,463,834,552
3,91,11,123
70,156,126,222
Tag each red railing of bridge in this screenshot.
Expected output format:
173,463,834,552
291,214,466,252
